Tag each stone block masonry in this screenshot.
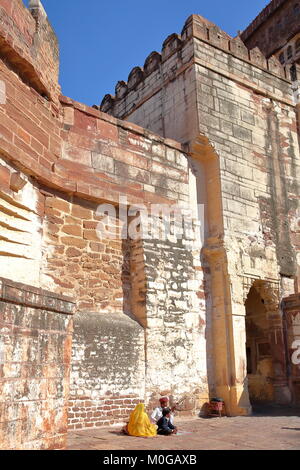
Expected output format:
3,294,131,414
41,192,209,425
103,11,300,413
0,277,75,450
143,233,208,410
0,0,210,446
1,0,300,449
241,0,299,59
69,312,145,430
0,0,60,101
42,195,131,313
0,156,44,288
101,14,289,127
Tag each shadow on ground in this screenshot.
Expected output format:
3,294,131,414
67,410,300,450
252,404,300,418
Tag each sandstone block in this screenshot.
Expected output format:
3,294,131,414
83,230,102,242
61,237,88,249
62,225,82,237
64,107,74,126
46,198,70,214
92,153,114,173
72,206,93,219
96,120,119,141
233,124,252,143
0,164,10,186
63,145,92,166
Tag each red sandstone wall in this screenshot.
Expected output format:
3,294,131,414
40,192,147,430
0,0,60,100
0,0,204,441
42,195,130,312
0,48,187,210
0,277,75,450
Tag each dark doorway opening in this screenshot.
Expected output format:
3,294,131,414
245,286,275,405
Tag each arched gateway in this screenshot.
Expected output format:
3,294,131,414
245,280,291,408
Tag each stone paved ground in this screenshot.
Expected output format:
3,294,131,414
67,407,300,450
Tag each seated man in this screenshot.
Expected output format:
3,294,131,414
157,408,177,436
151,397,175,425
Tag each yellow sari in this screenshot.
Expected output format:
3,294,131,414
127,404,157,437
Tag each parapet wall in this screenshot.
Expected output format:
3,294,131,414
242,0,286,42
0,0,60,101
100,14,290,119
241,0,300,58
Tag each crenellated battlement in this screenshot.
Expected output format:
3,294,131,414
0,0,300,449
100,14,289,116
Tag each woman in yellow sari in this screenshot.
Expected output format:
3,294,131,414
124,404,157,437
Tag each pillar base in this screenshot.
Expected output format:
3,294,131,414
273,384,292,405
215,384,252,416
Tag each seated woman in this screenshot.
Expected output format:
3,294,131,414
122,404,157,437
157,407,178,436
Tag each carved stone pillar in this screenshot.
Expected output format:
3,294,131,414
204,243,251,416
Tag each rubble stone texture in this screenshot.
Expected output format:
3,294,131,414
0,0,299,449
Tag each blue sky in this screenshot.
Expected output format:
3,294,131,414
26,1,269,106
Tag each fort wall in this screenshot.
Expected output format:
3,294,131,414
0,0,300,449
241,0,300,58
0,0,60,101
101,14,289,128
0,277,75,450
102,13,300,410
0,0,209,444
